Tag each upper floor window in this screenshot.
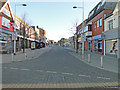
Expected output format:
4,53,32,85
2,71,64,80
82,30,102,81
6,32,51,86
108,20,113,30
101,0,105,6
97,20,99,27
88,9,95,18
100,18,102,26
94,22,96,29
97,3,101,11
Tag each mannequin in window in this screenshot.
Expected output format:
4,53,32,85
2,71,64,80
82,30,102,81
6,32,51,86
110,41,117,53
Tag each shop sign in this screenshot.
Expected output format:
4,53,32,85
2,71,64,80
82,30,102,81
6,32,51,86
92,35,102,40
87,35,102,41
87,37,92,41
2,17,10,28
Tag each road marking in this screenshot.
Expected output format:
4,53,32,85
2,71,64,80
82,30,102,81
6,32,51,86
61,72,73,75
20,69,30,71
46,71,57,74
78,74,90,77
36,70,43,72
10,67,18,70
97,77,110,80
97,67,104,70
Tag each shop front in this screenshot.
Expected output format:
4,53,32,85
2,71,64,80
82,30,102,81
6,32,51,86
0,27,13,54
87,38,92,52
104,29,119,58
87,34,103,54
93,39,103,53
106,39,118,56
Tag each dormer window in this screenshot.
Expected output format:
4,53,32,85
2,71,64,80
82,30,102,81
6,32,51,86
101,0,105,6
88,9,94,18
97,3,101,11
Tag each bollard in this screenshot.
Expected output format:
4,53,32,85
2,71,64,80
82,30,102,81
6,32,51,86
88,54,90,63
101,56,103,68
12,53,14,62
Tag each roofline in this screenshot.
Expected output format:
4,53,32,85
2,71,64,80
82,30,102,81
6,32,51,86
0,0,14,20
0,0,8,12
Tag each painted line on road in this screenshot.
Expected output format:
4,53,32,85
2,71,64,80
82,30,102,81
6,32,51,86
78,74,90,77
35,70,43,72
46,71,57,74
10,67,18,70
20,69,30,71
61,72,73,75
97,77,111,80
97,67,104,70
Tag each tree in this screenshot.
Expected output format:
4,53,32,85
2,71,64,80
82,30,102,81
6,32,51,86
21,13,32,53
69,20,79,53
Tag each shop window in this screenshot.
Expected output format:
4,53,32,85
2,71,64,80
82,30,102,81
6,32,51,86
97,20,99,27
106,40,118,55
93,40,102,53
0,43,7,46
94,22,96,29
108,20,113,30
100,18,102,26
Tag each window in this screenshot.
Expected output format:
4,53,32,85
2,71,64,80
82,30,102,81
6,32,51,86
101,0,105,6
108,20,113,30
97,3,101,11
100,18,102,26
88,9,94,18
94,22,96,29
97,20,99,27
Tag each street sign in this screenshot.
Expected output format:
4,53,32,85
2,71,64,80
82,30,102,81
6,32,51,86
12,32,17,40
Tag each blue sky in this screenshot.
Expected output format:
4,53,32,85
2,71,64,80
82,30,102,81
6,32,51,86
9,1,100,42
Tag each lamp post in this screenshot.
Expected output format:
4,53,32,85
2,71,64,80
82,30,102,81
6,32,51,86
13,0,27,55
73,0,84,55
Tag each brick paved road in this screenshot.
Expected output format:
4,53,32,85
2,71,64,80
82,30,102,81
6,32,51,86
2,46,118,88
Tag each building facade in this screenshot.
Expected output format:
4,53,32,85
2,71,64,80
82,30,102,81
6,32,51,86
104,2,120,59
0,0,14,54
86,1,117,55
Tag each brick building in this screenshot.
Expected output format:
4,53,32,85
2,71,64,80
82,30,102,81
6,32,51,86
0,0,14,54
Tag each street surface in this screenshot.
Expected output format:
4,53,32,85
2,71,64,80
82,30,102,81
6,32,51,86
2,46,118,88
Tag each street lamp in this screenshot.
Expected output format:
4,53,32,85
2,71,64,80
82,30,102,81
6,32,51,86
73,0,84,55
13,1,27,55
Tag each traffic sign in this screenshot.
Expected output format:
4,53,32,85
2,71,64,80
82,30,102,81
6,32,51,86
12,32,17,40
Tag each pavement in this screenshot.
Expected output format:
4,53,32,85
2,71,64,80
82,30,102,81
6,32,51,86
1,46,52,63
2,46,118,88
64,46,118,74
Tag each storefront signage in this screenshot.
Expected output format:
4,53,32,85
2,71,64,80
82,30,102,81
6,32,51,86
87,35,102,41
92,35,102,40
0,28,12,34
2,17,10,28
